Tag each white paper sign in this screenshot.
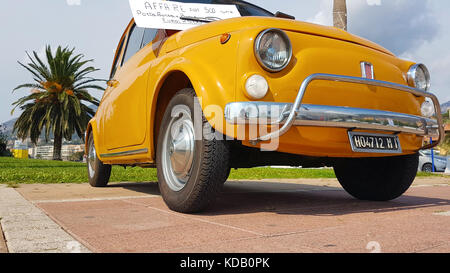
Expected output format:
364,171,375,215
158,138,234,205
129,0,241,30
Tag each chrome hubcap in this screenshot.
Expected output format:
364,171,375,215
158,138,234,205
88,138,96,178
162,105,195,192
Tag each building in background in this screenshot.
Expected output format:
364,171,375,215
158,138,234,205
12,140,28,159
28,144,84,161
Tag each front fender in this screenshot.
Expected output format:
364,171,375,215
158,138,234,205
150,32,242,139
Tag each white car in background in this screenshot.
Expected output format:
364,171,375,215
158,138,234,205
418,150,447,172
446,158,450,174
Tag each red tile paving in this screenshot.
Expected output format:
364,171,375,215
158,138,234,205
24,179,450,253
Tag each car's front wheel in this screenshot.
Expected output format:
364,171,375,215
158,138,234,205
156,88,231,213
422,163,433,173
333,153,419,201
87,131,111,187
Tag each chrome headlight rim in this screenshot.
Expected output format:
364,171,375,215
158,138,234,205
407,63,431,91
254,28,293,73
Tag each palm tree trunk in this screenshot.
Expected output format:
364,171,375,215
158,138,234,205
333,0,347,31
53,131,63,161
0,143,6,155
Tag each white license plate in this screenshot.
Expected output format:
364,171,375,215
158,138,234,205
348,132,402,154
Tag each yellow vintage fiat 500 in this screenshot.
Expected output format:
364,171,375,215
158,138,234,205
86,0,444,212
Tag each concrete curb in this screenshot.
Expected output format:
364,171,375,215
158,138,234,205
0,221,7,253
0,187,91,253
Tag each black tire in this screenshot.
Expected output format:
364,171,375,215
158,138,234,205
333,153,419,201
422,163,433,173
87,131,111,187
156,88,231,213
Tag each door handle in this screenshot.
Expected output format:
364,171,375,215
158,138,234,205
107,79,119,88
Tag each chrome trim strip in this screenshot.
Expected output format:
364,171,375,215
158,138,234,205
100,148,148,158
225,103,439,137
238,73,444,149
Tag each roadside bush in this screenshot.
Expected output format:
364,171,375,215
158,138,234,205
69,151,85,162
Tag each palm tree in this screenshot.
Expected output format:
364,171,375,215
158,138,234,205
333,0,347,31
12,45,104,160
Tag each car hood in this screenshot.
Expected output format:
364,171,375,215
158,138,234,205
165,17,394,56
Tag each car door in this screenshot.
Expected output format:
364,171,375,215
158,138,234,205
101,24,159,151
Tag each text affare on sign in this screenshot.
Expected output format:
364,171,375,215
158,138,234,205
129,0,241,30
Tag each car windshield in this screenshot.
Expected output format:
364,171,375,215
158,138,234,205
169,0,274,17
421,150,441,156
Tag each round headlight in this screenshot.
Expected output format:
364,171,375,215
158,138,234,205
254,28,292,72
407,64,430,91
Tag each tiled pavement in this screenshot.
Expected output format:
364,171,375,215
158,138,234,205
1,177,447,253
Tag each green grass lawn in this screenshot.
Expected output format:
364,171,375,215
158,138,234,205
0,157,445,184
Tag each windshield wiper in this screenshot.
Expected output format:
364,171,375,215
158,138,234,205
275,11,295,20
179,16,221,23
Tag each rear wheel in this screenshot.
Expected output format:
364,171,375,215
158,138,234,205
333,153,419,201
87,132,111,187
156,88,231,213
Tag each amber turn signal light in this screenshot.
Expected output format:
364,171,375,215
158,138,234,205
220,33,231,44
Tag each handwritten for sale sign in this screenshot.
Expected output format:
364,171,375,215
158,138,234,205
129,0,241,30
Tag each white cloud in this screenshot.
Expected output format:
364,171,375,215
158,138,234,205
66,0,81,6
401,36,450,102
366,0,381,6
348,0,439,56
308,0,332,26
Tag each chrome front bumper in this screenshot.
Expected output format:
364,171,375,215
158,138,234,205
225,73,444,150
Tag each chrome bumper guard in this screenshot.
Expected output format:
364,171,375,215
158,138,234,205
225,73,444,150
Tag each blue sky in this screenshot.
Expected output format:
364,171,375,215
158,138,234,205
1,0,449,123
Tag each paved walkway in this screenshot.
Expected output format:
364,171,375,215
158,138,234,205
0,185,90,253
1,177,447,253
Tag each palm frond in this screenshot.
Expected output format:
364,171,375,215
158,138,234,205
13,83,44,92
26,51,51,80
15,61,44,84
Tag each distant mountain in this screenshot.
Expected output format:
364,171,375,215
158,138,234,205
1,118,17,137
441,101,450,114
1,117,83,144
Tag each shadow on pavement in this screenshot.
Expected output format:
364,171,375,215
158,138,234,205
107,181,450,217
